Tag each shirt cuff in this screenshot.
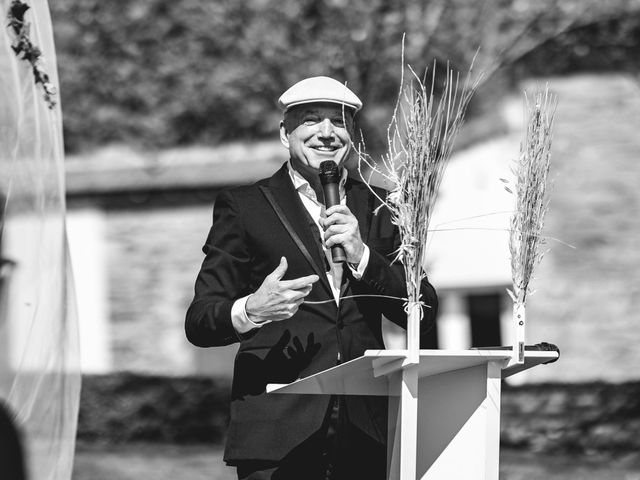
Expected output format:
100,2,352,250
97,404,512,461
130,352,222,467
231,295,271,334
347,244,370,280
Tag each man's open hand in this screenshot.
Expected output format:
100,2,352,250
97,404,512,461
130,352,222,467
246,257,319,323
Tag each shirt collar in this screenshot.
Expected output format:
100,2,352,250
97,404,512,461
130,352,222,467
287,161,348,204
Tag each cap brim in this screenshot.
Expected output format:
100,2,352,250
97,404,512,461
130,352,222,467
283,99,360,112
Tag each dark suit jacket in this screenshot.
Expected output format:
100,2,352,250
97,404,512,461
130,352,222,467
185,163,438,463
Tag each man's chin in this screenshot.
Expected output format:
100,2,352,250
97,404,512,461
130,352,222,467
307,152,349,169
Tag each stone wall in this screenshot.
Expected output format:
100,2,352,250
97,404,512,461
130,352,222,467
105,199,239,377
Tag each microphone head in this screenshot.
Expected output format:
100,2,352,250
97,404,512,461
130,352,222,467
319,160,340,185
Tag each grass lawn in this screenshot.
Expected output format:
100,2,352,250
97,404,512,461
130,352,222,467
72,443,231,480
73,443,640,480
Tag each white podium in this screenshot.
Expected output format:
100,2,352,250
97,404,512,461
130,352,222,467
267,348,558,480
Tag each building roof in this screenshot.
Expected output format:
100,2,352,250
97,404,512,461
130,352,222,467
65,141,287,196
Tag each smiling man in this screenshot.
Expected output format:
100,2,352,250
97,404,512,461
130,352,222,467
185,76,438,479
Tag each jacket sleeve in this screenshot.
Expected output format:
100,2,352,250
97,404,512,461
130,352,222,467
349,185,438,341
185,190,251,347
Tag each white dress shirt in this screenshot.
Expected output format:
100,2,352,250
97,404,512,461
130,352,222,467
231,163,370,333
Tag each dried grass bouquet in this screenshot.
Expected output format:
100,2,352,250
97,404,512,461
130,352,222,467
358,57,482,353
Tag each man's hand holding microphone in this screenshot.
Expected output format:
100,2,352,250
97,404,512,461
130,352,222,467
246,161,364,324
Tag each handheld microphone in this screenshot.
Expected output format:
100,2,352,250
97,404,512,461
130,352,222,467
319,160,346,264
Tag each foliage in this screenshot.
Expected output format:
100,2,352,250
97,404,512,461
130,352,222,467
77,373,640,455
48,0,640,154
78,373,231,444
502,381,640,454
7,0,57,108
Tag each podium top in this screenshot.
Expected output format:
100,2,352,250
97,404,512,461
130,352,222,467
267,349,558,396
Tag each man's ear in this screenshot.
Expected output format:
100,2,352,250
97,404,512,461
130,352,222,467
279,121,289,148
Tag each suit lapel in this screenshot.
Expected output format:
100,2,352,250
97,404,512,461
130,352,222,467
346,177,372,244
341,177,374,297
261,167,376,303
262,165,333,297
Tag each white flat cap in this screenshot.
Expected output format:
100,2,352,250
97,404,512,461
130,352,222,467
278,76,362,112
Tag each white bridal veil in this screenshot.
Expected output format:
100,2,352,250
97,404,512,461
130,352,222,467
0,1,81,479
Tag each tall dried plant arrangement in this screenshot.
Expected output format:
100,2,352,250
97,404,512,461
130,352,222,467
507,86,557,363
358,58,482,358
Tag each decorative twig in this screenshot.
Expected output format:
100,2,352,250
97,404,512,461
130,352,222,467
357,42,482,356
7,0,57,109
360,62,481,306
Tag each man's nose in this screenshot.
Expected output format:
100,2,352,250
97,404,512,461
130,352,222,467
318,118,334,138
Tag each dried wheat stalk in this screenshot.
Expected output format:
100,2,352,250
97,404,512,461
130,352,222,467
507,85,557,362
358,58,481,352
508,86,557,307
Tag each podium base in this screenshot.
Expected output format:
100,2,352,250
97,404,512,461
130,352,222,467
268,349,558,480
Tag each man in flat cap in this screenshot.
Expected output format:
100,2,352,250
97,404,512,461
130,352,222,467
186,76,438,479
